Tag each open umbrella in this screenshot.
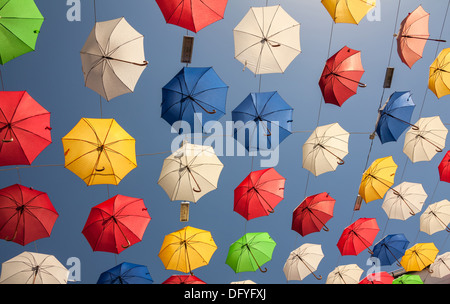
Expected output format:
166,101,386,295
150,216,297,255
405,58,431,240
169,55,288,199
233,5,301,75
420,200,450,235
302,123,349,176
400,243,439,273
382,182,427,220
392,274,423,284
161,67,228,133
0,0,44,65
403,116,447,163
97,262,153,284
358,272,394,284
0,184,58,246
158,226,217,274
291,192,336,237
82,195,151,254
438,151,450,183
321,0,376,24
283,243,324,281
162,274,206,284
430,252,450,278
0,91,52,166
62,118,137,186
226,232,276,273
326,264,363,284
337,218,379,256
319,46,366,107
371,233,409,267
157,141,223,203
233,168,286,221
80,17,148,101
429,48,450,99
155,0,228,33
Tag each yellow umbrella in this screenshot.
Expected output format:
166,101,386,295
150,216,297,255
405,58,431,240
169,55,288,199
321,0,376,24
400,243,439,273
429,48,450,99
62,118,137,186
358,156,398,203
158,226,217,274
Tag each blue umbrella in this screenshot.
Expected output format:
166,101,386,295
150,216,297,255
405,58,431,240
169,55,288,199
97,262,153,284
375,91,417,144
161,67,228,133
232,91,293,152
371,233,409,266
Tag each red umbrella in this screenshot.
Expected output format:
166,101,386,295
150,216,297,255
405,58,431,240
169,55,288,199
438,150,450,183
82,194,151,254
234,168,286,221
162,275,206,284
291,192,335,237
0,91,52,166
0,184,58,246
337,218,379,256
319,46,366,107
358,272,394,284
155,0,228,33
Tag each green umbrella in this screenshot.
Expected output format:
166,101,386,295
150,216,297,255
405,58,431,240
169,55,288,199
392,274,424,284
0,0,44,65
225,232,276,273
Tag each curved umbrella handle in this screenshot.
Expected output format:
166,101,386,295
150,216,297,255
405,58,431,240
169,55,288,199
121,238,131,249
187,167,202,193
322,224,330,232
259,266,268,273
312,272,322,280
358,82,367,88
2,138,13,142
95,167,105,172
337,158,345,165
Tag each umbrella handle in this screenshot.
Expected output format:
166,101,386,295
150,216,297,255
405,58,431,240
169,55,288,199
259,266,268,273
187,167,202,192
2,138,13,142
121,238,131,249
385,113,419,130
312,272,322,280
95,167,105,172
322,224,330,232
418,135,443,152
189,96,217,114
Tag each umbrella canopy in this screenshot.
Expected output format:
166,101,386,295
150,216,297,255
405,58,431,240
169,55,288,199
0,251,68,284
62,118,137,186
233,168,286,221
97,262,153,284
319,46,366,107
158,226,217,274
231,91,293,152
321,0,376,24
392,274,424,284
430,252,450,278
382,182,427,220
80,17,148,101
0,184,58,246
155,0,228,33
403,116,448,163
337,217,379,256
429,48,450,99
233,5,301,75
400,242,439,272
371,233,410,267
82,195,151,254
302,123,349,176
0,0,44,65
0,91,52,166
438,151,450,183
161,67,228,133
358,156,398,203
283,243,324,281
325,264,363,284
158,141,223,203
420,199,450,235
358,272,394,284
226,232,276,273
291,192,336,237
162,274,207,284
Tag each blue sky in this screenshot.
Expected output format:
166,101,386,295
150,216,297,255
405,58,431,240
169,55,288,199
1,0,450,284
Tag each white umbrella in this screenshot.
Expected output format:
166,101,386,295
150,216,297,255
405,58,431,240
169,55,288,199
283,243,324,281
326,264,363,284
382,182,427,220
430,252,450,278
420,199,450,235
233,5,301,75
302,123,350,176
403,116,448,163
0,251,69,284
80,17,148,101
230,280,256,284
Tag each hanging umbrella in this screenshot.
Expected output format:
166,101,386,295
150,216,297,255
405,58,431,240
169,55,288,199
82,195,151,254
400,243,439,273
231,91,293,152
157,141,223,203
226,232,276,273
438,151,450,183
382,182,427,220
0,91,52,166
337,218,379,256
429,48,450,99
233,168,286,221
0,0,44,65
283,243,324,281
158,226,217,274
97,262,153,284
233,5,301,75
0,251,68,284
325,264,364,284
430,252,450,278
321,0,376,24
62,118,137,186
358,272,394,284
155,0,228,33
230,280,256,284
403,116,447,163
420,199,450,235
302,123,349,176
0,184,58,246
371,233,410,267
358,156,398,203
392,274,424,284
80,17,148,101
319,46,366,107
161,67,228,133
375,91,416,144
162,274,207,284
396,5,446,69
291,192,336,237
